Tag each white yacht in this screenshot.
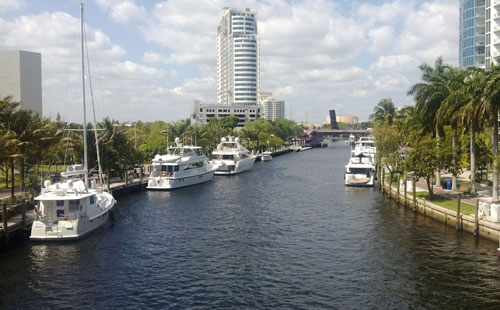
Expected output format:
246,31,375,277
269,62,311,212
259,151,272,161
31,166,116,240
147,138,216,189
31,4,116,240
345,154,376,187
346,134,356,146
211,137,257,175
353,136,376,160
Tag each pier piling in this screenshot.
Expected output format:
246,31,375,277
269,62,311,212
412,177,417,213
2,201,8,243
397,173,400,203
456,194,461,231
403,175,407,207
474,199,479,237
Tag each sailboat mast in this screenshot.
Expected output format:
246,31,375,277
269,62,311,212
81,3,89,186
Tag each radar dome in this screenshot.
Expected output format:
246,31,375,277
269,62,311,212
221,137,227,142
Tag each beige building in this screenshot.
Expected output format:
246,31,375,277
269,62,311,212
325,114,359,125
0,50,42,116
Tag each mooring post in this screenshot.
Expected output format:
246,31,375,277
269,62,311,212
412,177,417,213
474,199,480,237
2,201,8,243
403,175,408,207
107,166,111,191
456,193,461,231
382,168,385,193
140,166,143,188
21,199,26,227
397,173,400,203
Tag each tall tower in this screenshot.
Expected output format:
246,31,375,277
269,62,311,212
217,7,259,105
485,0,500,67
459,0,486,68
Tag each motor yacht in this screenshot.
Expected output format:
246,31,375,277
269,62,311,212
211,137,257,175
147,138,216,189
259,151,272,161
344,154,376,187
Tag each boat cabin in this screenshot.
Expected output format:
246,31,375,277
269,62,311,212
37,194,95,221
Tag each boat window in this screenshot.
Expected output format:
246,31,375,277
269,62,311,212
174,166,179,172
89,195,95,205
56,200,64,207
57,210,65,217
161,165,167,172
223,155,234,160
350,168,370,175
69,199,80,211
195,149,202,156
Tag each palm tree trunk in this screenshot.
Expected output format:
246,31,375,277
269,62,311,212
435,127,441,187
470,121,477,195
452,126,458,191
5,163,8,188
493,106,499,201
20,159,25,192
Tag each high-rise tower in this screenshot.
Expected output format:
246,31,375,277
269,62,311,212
217,7,259,105
459,0,486,68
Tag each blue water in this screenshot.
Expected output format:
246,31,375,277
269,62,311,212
1,142,500,309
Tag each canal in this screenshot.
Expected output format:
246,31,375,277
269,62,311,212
1,142,500,308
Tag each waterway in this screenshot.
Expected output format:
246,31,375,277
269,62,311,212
1,142,500,309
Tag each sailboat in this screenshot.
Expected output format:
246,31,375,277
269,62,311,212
30,4,116,241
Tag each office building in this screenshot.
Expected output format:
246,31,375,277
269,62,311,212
258,92,285,121
190,100,261,127
0,50,42,115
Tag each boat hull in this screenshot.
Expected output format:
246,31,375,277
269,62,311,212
147,170,215,190
214,156,257,175
30,210,111,241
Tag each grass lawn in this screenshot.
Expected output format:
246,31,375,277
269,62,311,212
416,192,475,215
0,165,67,190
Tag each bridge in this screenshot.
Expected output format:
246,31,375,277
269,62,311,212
315,129,371,138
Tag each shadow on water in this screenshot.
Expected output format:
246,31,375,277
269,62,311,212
2,141,500,309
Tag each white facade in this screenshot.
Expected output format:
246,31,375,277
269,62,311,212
217,7,259,105
190,100,261,127
0,50,42,115
485,0,500,67
258,92,285,121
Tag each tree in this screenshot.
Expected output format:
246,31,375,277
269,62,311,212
370,98,396,125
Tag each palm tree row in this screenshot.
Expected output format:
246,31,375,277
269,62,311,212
372,57,500,201
1,96,304,197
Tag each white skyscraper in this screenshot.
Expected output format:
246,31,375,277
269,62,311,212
217,7,259,105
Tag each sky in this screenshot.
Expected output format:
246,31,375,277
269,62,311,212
0,0,458,124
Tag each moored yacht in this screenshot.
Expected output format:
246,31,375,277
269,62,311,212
259,151,272,161
353,136,376,160
31,4,116,241
344,154,376,187
147,138,216,189
211,137,257,175
31,165,116,240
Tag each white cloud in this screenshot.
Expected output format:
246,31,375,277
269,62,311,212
0,0,25,13
94,0,147,23
0,0,461,123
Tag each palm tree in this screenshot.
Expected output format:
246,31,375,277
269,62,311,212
462,66,487,195
437,68,468,191
482,64,500,201
408,57,452,187
370,98,396,125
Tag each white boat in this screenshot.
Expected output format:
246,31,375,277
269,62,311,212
259,151,272,161
345,154,376,187
211,137,257,175
147,138,216,189
352,136,376,160
30,4,116,240
345,134,356,146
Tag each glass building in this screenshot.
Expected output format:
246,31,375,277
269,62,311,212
459,0,486,68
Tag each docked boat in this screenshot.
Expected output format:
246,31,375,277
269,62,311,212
352,136,376,160
344,154,376,187
147,138,216,189
346,134,356,146
31,166,116,240
211,137,257,175
259,151,272,161
30,4,116,241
